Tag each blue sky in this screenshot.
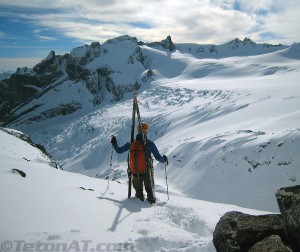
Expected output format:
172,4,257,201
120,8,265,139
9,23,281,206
0,0,299,71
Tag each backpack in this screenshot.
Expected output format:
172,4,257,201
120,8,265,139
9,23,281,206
129,140,148,174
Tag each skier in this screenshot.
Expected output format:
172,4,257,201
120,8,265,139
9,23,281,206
111,122,168,204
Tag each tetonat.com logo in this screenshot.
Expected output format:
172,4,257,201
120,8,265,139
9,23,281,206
0,240,135,252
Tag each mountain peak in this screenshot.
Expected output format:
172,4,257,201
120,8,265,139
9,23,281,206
104,35,138,45
44,50,56,61
243,37,255,43
138,35,176,52
161,35,176,51
225,37,256,47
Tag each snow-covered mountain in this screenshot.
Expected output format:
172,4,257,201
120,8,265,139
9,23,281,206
0,128,271,251
0,36,287,126
1,36,300,214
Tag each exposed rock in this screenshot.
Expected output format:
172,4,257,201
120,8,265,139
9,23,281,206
96,67,140,101
65,56,90,81
249,235,293,252
127,46,148,67
276,186,300,251
23,102,82,124
12,168,26,178
85,71,102,106
0,72,41,124
139,35,176,52
141,69,155,82
213,185,300,252
161,35,176,52
33,51,64,84
209,45,218,54
69,42,101,65
0,50,66,125
213,211,288,252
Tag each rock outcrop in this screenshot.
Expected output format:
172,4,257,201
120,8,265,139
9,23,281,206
213,211,288,252
213,185,300,252
276,185,300,250
249,235,293,252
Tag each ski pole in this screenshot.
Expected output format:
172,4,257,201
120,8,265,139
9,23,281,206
164,162,169,201
107,146,113,188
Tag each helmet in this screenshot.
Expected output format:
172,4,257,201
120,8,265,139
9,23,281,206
137,122,149,134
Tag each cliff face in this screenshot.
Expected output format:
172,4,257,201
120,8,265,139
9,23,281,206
0,35,147,126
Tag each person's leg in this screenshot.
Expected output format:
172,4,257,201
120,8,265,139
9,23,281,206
132,175,145,201
144,167,156,203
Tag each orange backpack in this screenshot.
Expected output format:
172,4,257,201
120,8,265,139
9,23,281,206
129,140,147,174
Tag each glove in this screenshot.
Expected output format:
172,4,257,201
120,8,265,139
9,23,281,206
111,135,117,145
163,155,168,165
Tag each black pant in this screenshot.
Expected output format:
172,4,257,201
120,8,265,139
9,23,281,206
132,168,155,202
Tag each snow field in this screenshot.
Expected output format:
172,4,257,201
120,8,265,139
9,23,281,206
1,129,273,252
8,40,300,213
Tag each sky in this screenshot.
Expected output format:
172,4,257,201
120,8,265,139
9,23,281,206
0,0,300,71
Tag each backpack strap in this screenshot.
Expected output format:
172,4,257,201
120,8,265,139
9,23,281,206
142,136,151,174
129,140,139,176
132,140,140,176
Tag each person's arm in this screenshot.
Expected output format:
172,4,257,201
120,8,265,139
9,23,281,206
111,136,130,154
113,142,130,154
148,141,165,163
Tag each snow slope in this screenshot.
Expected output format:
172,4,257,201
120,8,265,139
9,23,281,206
8,41,300,213
0,128,270,252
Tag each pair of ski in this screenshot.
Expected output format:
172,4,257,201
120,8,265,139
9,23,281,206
127,92,147,198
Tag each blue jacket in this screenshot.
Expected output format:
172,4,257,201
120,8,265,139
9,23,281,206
113,133,164,163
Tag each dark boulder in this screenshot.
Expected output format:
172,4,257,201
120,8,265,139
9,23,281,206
213,211,288,252
276,185,300,251
249,235,293,252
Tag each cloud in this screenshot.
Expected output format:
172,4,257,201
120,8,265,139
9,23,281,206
232,0,274,13
36,35,57,41
259,5,300,44
28,0,257,44
0,0,299,45
224,0,300,44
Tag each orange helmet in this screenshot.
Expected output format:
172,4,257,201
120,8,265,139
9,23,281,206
137,122,149,134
